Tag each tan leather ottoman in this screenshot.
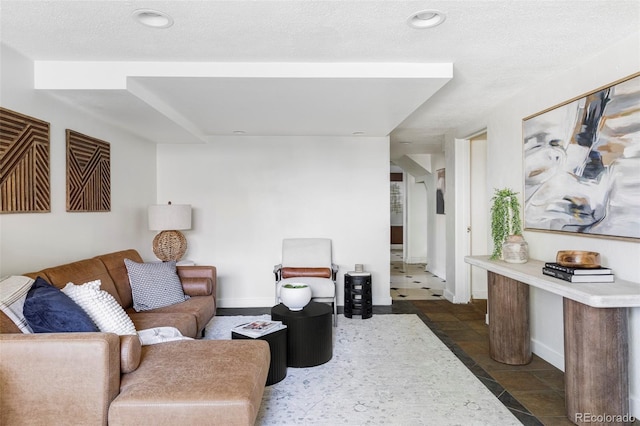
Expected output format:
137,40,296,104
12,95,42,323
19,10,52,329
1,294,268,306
109,339,270,426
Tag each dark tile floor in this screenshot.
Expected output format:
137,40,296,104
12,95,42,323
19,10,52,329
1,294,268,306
395,299,572,426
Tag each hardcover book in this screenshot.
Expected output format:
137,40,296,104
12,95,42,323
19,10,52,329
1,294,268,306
542,267,614,283
544,262,612,275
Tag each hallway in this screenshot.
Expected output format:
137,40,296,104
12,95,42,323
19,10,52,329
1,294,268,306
390,249,446,300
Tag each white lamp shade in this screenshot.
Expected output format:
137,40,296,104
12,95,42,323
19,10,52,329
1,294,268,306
148,204,192,231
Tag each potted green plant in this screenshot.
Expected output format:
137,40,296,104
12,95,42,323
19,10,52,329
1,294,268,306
490,188,527,262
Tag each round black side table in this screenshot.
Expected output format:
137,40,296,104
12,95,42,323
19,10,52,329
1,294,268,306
231,326,287,386
271,302,333,367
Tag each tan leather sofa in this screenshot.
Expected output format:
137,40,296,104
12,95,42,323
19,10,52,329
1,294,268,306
0,249,270,426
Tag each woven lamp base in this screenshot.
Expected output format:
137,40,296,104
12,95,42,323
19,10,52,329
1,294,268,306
152,230,187,262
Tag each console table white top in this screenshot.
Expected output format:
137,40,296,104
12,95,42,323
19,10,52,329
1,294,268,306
465,255,640,308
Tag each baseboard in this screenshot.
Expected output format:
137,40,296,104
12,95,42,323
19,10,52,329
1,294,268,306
427,268,445,279
631,393,639,420
390,244,403,250
443,289,455,303
531,338,564,371
472,290,488,300
218,296,394,308
406,257,427,264
217,297,275,308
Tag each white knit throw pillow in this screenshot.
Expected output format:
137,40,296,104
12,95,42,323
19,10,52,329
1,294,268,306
62,280,136,335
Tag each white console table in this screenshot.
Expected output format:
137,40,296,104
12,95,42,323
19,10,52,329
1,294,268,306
465,256,640,426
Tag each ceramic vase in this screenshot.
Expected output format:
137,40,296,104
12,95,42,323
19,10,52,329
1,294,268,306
279,284,312,311
502,235,529,264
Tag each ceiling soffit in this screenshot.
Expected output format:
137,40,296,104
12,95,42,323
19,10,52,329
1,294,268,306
34,61,453,142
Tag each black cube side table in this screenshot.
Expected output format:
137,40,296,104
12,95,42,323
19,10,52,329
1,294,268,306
344,272,372,319
232,326,287,385
271,302,333,367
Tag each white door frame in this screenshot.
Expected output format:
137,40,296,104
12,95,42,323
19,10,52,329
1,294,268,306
453,131,489,304
453,137,471,303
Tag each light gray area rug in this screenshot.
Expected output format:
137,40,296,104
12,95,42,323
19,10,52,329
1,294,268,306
205,314,521,425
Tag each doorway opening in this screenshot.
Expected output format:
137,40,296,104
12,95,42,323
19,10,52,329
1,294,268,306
389,165,445,300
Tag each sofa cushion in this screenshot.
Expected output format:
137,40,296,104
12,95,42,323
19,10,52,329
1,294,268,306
41,258,124,306
127,311,198,338
124,259,188,312
23,277,99,333
109,340,270,426
136,295,215,337
96,249,144,309
62,280,137,335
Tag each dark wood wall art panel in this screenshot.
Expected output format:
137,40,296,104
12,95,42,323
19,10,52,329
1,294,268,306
0,107,51,213
66,130,111,212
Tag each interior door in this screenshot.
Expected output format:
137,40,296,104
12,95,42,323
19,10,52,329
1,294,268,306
469,134,488,299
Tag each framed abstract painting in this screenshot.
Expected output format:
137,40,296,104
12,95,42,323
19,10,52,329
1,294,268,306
436,168,445,215
523,72,640,240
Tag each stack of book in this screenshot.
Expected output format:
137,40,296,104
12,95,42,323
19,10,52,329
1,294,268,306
542,262,614,283
231,320,285,338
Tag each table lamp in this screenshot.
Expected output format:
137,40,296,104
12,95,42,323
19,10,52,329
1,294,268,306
148,201,192,261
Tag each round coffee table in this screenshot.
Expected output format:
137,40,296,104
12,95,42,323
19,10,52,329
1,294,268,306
271,302,333,367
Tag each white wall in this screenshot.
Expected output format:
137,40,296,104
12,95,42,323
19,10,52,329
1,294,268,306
156,136,392,308
485,34,640,415
0,44,157,276
405,174,427,264
429,153,447,279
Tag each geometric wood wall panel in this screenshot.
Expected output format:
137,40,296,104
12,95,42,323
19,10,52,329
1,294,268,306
0,107,51,213
66,129,111,212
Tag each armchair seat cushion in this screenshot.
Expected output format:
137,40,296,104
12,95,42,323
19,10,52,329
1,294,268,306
278,277,335,299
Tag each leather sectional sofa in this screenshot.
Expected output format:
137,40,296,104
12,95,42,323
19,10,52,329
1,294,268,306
0,249,270,425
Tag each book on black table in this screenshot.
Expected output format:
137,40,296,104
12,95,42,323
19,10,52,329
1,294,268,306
542,267,614,283
544,262,612,275
232,320,285,338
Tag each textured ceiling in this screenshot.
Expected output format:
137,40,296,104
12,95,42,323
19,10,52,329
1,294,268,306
1,0,639,158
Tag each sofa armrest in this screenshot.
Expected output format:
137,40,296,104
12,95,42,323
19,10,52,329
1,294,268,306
0,332,120,426
177,265,216,297
120,334,142,373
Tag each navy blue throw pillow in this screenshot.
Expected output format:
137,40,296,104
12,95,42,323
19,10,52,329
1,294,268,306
23,276,99,333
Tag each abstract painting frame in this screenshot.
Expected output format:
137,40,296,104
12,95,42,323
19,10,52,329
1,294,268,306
0,107,51,213
523,72,640,241
66,130,111,212
436,168,445,215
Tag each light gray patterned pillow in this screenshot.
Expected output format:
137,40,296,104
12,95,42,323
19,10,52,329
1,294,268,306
124,259,188,312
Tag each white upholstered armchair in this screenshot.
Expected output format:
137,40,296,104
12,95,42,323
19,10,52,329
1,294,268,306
273,238,338,326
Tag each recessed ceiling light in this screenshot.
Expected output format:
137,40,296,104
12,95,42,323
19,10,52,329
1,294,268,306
233,130,246,135
407,9,446,29
132,9,174,29
400,141,413,145
352,131,365,136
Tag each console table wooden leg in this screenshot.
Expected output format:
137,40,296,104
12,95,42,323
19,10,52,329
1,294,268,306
563,298,630,426
488,271,532,365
